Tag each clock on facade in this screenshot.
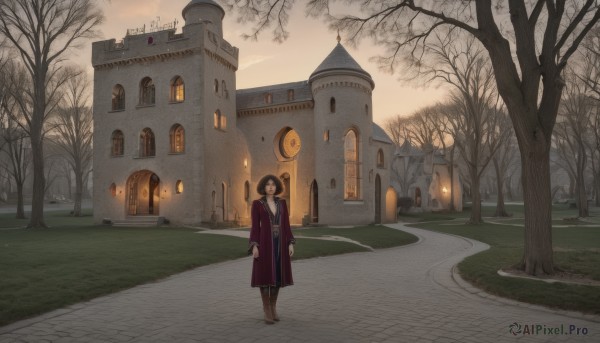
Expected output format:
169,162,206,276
280,129,301,158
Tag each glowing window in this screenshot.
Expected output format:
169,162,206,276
109,183,117,197
344,129,360,200
170,76,184,102
176,180,183,194
170,124,185,153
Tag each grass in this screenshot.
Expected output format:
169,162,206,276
0,211,417,327
406,203,600,315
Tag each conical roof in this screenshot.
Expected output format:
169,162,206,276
309,42,374,88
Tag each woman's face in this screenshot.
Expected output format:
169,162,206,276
265,179,276,195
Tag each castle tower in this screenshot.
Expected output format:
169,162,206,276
91,0,244,225
309,40,376,224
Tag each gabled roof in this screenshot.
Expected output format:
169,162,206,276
309,42,374,88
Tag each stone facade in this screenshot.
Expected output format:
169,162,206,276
92,0,396,226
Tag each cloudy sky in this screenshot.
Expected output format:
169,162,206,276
76,0,448,125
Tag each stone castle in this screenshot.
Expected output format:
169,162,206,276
92,0,397,226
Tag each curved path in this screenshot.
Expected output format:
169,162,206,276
1,223,598,342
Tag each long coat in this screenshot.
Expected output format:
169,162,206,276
249,198,295,288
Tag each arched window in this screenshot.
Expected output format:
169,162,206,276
139,128,155,157
170,76,184,102
214,79,219,93
111,130,124,156
330,97,336,113
222,80,227,98
244,181,250,201
365,104,369,116
377,149,384,168
139,77,155,105
176,180,184,194
330,178,336,189
323,130,329,142
169,124,185,153
344,129,360,200
214,110,226,130
111,84,125,111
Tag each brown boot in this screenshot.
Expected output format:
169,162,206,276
260,287,274,324
269,287,280,321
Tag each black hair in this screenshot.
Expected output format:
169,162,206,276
256,174,284,195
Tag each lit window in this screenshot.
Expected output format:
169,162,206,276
170,124,185,153
110,183,117,197
111,130,124,156
176,180,183,194
140,128,155,157
344,129,360,200
330,97,336,113
139,77,155,105
377,149,384,168
213,110,226,131
112,84,125,110
170,76,184,102
323,130,329,142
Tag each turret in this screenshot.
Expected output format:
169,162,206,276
182,0,225,36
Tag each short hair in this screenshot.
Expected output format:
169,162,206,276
256,174,284,195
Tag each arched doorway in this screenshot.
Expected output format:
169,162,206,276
126,170,160,215
280,173,291,215
415,187,422,207
375,174,381,223
310,180,318,223
385,187,398,223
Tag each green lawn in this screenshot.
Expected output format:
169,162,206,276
0,211,417,327
406,203,600,315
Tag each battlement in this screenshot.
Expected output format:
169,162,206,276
92,25,238,70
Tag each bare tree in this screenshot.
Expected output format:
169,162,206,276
554,70,594,217
0,0,103,228
224,0,600,275
492,123,518,217
0,66,31,218
429,36,509,224
49,70,92,216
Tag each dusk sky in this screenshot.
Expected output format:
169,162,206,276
78,0,448,126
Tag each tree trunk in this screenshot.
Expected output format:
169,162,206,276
521,149,554,275
16,182,25,219
73,162,83,216
576,144,589,217
449,146,456,212
493,158,510,217
506,175,514,201
468,167,483,224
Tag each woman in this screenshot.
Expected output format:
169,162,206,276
249,174,295,324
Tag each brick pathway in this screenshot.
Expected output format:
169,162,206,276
1,223,598,342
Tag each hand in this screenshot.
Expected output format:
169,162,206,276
289,244,294,257
252,245,259,259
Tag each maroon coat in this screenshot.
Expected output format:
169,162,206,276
249,198,295,288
